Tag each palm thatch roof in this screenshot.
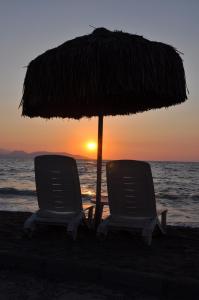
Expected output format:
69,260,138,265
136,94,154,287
21,28,187,119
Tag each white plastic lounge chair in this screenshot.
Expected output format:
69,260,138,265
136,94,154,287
24,155,94,240
97,160,167,245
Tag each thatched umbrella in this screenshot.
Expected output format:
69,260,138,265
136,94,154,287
20,28,187,228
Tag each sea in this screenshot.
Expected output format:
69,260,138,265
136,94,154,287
0,158,199,227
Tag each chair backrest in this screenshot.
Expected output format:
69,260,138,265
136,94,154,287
106,160,157,218
35,155,82,213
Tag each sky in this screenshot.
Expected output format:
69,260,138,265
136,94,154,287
0,0,198,161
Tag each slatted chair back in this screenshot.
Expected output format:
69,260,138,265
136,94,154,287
35,155,82,213
106,160,157,219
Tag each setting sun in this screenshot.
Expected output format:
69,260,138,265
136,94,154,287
86,141,97,151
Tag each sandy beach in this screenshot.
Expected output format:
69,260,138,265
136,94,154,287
0,211,199,299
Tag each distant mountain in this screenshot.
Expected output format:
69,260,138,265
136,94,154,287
0,149,10,155
0,149,89,160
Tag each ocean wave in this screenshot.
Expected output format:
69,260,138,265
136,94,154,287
0,187,36,197
190,194,199,201
156,193,179,200
0,188,94,200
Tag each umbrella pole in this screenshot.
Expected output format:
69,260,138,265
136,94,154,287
94,114,103,229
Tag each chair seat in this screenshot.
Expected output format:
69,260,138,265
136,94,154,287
37,209,78,218
109,215,156,228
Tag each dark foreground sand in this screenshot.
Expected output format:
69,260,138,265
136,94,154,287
0,269,158,300
0,211,199,299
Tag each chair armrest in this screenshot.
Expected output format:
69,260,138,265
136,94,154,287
157,208,167,215
83,204,95,224
83,204,95,211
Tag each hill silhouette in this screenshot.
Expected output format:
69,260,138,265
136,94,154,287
0,149,89,160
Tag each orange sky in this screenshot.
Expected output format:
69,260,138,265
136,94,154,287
1,99,199,161
0,1,199,162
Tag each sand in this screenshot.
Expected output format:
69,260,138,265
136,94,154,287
0,211,199,299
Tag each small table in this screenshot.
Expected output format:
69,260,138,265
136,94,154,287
90,196,108,221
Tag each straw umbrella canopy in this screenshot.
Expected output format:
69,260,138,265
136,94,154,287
20,28,187,228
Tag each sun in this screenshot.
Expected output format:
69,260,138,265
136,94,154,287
86,141,97,151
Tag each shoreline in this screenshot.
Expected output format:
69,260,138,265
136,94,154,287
1,156,199,163
0,210,199,299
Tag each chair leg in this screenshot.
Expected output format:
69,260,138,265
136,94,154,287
142,218,157,246
142,233,152,246
161,210,167,233
67,213,84,240
23,213,37,237
67,226,78,241
87,206,94,224
97,217,110,240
